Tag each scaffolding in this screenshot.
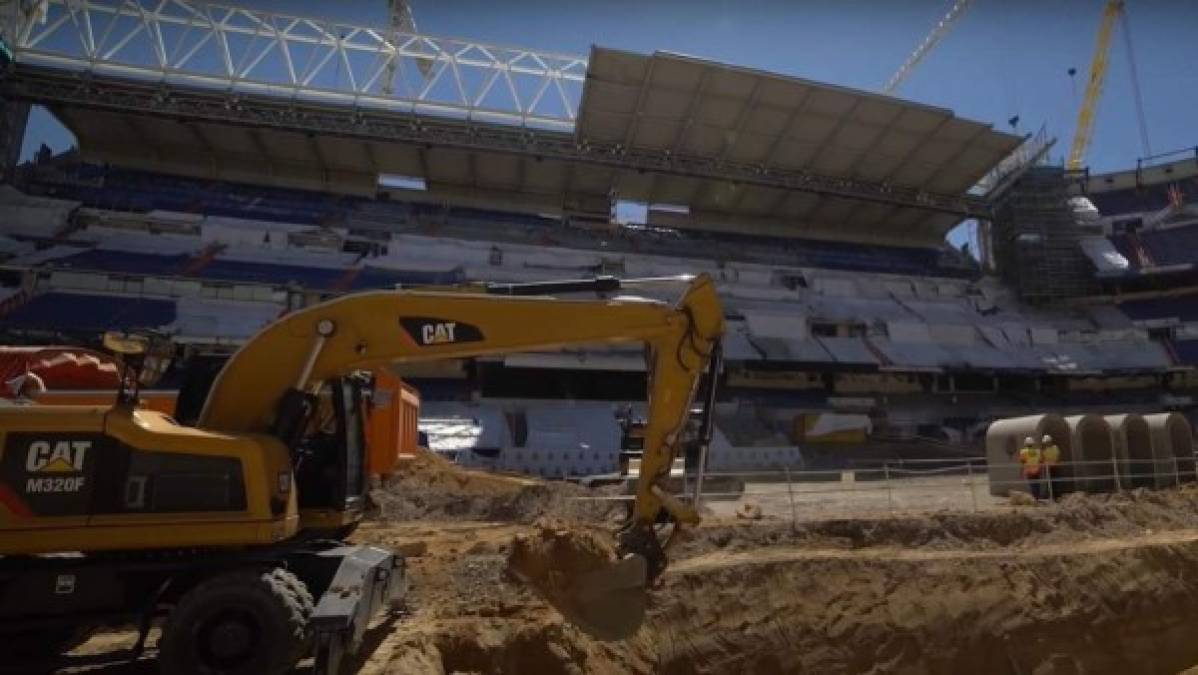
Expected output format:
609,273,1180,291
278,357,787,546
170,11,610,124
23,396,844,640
991,167,1098,303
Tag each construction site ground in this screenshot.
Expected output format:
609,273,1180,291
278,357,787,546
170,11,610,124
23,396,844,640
63,453,1198,674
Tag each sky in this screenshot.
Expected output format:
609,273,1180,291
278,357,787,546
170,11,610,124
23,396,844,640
16,0,1198,246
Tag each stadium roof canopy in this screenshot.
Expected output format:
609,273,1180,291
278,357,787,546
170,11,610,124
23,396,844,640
7,0,1025,246
576,48,1024,243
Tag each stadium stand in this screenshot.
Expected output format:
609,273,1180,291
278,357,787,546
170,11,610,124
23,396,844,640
1137,224,1198,269
52,249,190,276
1118,295,1198,323
4,292,176,334
4,152,1193,475
20,159,978,279
1086,178,1198,215
1172,340,1198,366
195,258,347,288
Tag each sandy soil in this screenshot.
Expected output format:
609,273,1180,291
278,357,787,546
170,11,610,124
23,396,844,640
61,456,1198,674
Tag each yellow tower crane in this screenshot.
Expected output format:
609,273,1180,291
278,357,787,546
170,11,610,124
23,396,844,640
1068,0,1146,171
883,0,973,94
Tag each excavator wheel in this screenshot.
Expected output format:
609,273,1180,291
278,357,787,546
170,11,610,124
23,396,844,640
159,568,314,675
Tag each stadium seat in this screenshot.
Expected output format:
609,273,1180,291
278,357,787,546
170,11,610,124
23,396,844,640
4,292,176,334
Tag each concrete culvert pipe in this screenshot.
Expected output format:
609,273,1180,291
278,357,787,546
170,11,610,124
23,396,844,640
1145,413,1195,486
1065,415,1116,494
985,415,1070,497
1105,414,1153,490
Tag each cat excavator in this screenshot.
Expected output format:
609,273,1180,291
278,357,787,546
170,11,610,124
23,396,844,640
0,274,724,674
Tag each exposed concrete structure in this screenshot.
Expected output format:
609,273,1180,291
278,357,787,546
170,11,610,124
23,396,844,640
1105,414,1154,490
986,414,1071,497
1145,413,1195,486
1065,415,1115,493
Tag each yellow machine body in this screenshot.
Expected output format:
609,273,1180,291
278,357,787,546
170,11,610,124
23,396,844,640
0,275,723,563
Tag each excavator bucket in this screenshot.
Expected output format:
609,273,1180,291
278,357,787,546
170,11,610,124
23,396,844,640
507,520,648,640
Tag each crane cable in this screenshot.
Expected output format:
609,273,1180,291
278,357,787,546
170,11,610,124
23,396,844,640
1119,7,1152,158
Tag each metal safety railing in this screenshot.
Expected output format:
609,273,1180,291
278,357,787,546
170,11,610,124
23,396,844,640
564,454,1198,523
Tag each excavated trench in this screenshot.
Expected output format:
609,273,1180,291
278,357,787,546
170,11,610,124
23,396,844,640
359,483,1198,675
66,461,1198,674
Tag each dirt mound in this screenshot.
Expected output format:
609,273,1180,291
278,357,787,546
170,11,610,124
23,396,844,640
507,518,647,641
647,535,1198,674
672,486,1198,558
370,452,622,523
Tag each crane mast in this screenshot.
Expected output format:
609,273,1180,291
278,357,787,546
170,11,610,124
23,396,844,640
1068,0,1123,170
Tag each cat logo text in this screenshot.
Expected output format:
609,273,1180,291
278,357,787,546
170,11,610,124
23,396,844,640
24,440,89,493
421,322,458,345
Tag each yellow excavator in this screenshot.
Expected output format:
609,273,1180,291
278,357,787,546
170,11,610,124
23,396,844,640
0,274,723,674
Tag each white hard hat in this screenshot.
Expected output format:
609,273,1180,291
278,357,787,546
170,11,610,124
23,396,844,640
1041,434,1053,443
1024,436,1036,445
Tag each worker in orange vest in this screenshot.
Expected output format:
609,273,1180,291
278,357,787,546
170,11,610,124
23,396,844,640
1018,436,1044,500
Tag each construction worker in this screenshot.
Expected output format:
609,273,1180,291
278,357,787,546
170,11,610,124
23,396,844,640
1018,435,1044,500
1041,434,1062,500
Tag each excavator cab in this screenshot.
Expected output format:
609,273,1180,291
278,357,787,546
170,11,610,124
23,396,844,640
289,376,370,538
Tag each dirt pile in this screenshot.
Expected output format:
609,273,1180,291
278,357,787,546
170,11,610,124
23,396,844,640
370,451,622,523
356,486,1198,675
674,485,1198,557
506,518,647,641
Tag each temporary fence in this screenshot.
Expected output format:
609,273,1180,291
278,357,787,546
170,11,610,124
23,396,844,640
568,455,1198,522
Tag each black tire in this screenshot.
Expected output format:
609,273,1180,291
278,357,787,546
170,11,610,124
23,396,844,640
276,567,316,656
159,568,314,675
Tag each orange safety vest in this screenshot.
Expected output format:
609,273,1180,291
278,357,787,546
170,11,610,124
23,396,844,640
1018,445,1042,478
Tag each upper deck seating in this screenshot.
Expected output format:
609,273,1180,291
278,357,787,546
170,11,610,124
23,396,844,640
4,292,176,333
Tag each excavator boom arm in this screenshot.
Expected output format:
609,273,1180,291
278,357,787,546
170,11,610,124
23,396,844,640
198,274,723,532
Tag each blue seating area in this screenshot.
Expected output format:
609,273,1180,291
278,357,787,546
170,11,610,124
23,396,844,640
1118,295,1198,323
27,158,978,279
798,239,945,277
4,292,177,333
197,259,348,288
687,229,959,277
55,249,191,276
351,266,465,289
1089,181,1198,215
1172,340,1198,366
1136,225,1198,268
31,167,345,225
41,247,473,290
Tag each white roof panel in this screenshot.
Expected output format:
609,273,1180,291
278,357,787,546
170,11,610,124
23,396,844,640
577,48,1023,244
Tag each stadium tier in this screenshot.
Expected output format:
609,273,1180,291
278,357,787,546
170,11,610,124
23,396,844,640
0,171,1182,385
21,161,976,279
1075,153,1198,278
4,291,177,333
